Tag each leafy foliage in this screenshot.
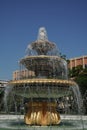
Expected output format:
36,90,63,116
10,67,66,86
69,65,87,114
69,65,87,96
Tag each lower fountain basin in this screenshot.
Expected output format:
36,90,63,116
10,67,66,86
0,115,87,130
9,79,75,98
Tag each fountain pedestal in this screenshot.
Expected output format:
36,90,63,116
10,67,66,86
24,101,61,126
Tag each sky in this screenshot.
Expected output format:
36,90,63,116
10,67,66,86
0,0,87,80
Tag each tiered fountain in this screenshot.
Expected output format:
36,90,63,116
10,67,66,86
8,27,83,126
1,27,86,130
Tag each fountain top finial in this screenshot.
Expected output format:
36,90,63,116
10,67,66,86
27,27,56,55
37,27,48,41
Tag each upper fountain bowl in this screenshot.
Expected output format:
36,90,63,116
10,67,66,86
29,40,56,55
26,27,59,56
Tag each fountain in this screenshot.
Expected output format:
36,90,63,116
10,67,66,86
0,27,87,130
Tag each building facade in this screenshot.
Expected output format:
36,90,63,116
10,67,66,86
0,80,8,87
13,70,35,80
68,55,87,69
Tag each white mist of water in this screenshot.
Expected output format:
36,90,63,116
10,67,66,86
3,86,13,112
70,83,83,114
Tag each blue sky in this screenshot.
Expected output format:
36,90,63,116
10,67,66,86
0,0,87,80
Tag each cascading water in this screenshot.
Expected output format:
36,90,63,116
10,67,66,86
0,27,87,130
70,84,83,114
3,86,13,113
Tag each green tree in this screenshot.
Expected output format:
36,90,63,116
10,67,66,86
75,74,87,96
69,66,87,96
69,65,83,78
69,66,87,114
